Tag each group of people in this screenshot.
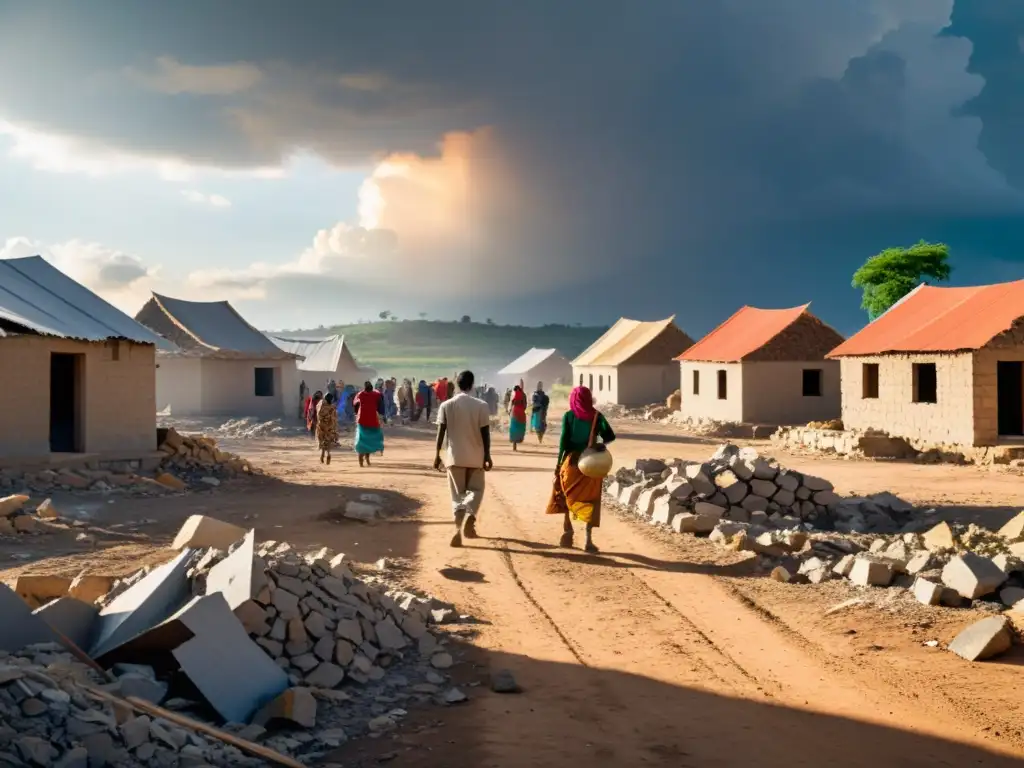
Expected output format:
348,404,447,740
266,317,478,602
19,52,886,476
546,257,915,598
432,372,615,553
300,371,615,552
506,381,551,450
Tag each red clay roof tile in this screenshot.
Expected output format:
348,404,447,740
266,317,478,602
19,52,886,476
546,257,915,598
828,279,1024,357
676,305,811,362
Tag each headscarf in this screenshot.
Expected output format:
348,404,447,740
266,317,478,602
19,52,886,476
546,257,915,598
569,386,596,421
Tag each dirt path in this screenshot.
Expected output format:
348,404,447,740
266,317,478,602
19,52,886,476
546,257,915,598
290,425,1024,767
5,421,1023,766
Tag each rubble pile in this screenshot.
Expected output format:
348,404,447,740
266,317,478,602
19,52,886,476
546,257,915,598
214,418,291,439
610,443,1024,662
189,534,457,691
0,428,256,504
0,515,466,765
0,643,260,767
608,443,915,535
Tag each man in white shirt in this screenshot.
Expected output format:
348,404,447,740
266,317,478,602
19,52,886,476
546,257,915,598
433,370,493,547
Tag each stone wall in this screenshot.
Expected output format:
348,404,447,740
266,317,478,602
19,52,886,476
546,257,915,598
839,352,977,446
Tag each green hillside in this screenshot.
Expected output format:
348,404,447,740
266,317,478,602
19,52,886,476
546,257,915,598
286,320,607,380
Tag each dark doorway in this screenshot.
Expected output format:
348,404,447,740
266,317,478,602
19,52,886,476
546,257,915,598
50,353,83,453
997,361,1024,437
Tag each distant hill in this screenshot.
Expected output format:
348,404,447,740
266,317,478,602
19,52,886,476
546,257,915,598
274,320,607,381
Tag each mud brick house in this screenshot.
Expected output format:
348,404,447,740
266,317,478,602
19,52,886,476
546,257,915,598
0,256,167,459
136,293,298,419
572,317,694,407
677,304,844,426
828,280,1024,447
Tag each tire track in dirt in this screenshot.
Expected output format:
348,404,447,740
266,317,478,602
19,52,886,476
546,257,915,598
486,482,758,695
494,543,589,666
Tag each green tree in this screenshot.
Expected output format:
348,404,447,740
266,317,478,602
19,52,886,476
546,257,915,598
852,240,952,320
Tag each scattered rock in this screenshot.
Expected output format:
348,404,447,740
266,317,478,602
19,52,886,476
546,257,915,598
947,616,1013,662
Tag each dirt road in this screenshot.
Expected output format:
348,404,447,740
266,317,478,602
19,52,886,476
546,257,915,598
4,421,1024,766
262,424,1024,767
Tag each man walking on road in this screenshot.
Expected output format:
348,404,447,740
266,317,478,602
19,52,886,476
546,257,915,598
434,370,493,547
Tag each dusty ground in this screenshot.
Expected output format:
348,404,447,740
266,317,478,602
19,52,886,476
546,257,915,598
4,417,1024,766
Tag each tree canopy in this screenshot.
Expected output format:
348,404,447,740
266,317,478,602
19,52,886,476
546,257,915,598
852,240,952,320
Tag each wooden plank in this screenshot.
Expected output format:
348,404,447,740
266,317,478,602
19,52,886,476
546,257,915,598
81,685,306,768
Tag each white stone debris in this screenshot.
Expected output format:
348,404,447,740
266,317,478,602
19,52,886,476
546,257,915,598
606,443,1024,637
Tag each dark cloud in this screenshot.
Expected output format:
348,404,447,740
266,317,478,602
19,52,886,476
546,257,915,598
2,0,1024,333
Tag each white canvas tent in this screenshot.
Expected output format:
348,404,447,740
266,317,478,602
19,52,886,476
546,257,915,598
269,334,376,412
495,348,572,390
136,294,298,418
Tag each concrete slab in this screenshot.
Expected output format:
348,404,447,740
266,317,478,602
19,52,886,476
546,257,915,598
170,593,289,723
33,597,99,650
90,549,195,660
204,529,267,611
0,584,60,651
170,515,247,551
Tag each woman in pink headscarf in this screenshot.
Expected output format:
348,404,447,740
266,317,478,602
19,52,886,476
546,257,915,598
545,386,616,552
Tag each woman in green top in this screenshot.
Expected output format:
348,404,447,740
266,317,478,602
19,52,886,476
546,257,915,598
545,386,616,552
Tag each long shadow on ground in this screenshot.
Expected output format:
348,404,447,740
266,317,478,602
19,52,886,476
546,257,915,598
327,637,1024,768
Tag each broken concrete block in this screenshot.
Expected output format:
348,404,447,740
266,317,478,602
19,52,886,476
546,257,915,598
650,497,678,526
769,566,792,583
0,584,60,652
947,616,1012,662
13,515,37,533
14,574,72,606
619,483,645,507
912,578,943,606
749,478,777,498
682,464,716,495
170,593,289,722
252,687,317,728
343,501,380,521
941,553,1006,600
849,558,894,587
304,662,345,688
812,490,840,507
33,596,98,649
1000,586,1024,608
635,486,667,517
997,511,1024,541
671,512,700,534
833,554,856,578
740,495,769,513
922,521,956,552
0,494,29,518
68,572,115,605
90,548,194,660
905,551,933,576
171,515,247,551
993,554,1024,575
35,498,59,519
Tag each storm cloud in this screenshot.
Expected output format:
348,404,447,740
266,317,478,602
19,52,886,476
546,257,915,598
1,0,1022,332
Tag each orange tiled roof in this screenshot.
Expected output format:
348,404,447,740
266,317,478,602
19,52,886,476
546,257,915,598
676,305,810,362
828,279,1024,357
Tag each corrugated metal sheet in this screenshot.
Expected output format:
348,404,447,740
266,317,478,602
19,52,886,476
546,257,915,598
572,316,679,367
829,279,1024,357
497,348,561,375
140,293,294,359
0,256,169,346
677,305,810,362
269,335,348,372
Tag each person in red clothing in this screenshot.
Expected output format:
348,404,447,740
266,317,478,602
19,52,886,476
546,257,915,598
352,381,384,467
434,377,448,407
